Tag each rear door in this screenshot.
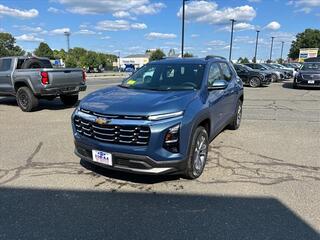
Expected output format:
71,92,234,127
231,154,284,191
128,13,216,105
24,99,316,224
0,58,13,93
218,62,238,122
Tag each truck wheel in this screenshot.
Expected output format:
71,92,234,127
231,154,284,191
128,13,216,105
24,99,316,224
228,99,242,130
60,94,79,106
249,77,261,88
16,87,39,112
184,126,209,179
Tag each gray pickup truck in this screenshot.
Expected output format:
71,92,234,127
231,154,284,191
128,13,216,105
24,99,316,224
0,56,87,111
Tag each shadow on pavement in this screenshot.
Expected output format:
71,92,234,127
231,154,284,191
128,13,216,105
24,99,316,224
0,187,319,240
80,159,181,184
0,96,79,111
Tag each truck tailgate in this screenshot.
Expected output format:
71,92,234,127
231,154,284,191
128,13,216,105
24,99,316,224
47,68,83,87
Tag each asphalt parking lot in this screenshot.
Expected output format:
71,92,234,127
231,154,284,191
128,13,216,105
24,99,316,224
0,78,319,239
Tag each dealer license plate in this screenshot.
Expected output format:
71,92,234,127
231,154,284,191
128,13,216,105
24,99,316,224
92,150,112,166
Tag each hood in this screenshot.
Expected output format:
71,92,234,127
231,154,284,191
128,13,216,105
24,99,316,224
80,86,198,116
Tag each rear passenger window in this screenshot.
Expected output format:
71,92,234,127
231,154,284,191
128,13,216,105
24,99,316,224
208,63,221,86
0,59,12,71
219,62,232,81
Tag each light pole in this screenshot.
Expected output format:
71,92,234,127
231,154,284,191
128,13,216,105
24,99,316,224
181,0,188,58
280,41,284,63
229,19,236,62
254,30,260,63
269,36,275,61
64,31,71,52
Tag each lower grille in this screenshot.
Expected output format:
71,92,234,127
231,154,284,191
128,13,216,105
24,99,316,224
74,116,150,146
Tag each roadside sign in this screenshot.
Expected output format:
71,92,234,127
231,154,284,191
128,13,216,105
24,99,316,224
299,48,319,62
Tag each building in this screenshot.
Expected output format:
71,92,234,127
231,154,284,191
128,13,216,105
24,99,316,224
115,54,150,69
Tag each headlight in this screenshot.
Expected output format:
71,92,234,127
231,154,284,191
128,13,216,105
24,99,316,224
148,111,183,121
163,124,180,153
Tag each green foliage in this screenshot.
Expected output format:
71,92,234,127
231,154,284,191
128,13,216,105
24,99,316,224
149,49,166,61
237,57,249,64
289,29,320,59
0,32,25,57
34,42,54,59
183,52,194,58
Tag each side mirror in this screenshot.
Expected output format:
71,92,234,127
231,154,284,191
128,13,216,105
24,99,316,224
208,80,228,90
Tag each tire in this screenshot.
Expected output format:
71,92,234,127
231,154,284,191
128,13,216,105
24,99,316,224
249,77,261,88
271,74,278,82
60,94,79,106
21,59,44,69
184,126,209,179
16,87,39,112
228,99,243,130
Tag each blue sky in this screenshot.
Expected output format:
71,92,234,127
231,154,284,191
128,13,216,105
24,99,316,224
0,0,319,60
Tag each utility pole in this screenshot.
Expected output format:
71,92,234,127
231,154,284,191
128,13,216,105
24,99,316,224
64,31,71,52
229,19,236,62
118,51,121,72
269,36,275,61
181,0,187,58
280,41,284,62
254,30,260,63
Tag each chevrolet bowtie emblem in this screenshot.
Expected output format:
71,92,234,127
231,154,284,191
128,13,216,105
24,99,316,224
95,117,110,125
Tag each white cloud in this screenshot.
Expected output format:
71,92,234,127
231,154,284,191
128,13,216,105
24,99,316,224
288,0,320,14
54,0,165,16
145,32,177,40
191,34,199,38
113,11,132,18
247,0,261,2
219,22,255,32
96,20,147,31
48,7,65,14
50,28,71,35
13,25,43,32
75,29,96,35
265,21,281,30
177,1,256,25
207,40,228,46
0,4,38,18
16,34,44,42
101,36,111,40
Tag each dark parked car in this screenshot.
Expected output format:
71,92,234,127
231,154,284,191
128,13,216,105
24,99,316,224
245,63,284,82
72,56,243,179
234,64,271,87
294,62,320,89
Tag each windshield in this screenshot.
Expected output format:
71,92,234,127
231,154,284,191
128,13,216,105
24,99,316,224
301,63,320,71
121,63,205,91
261,64,272,70
241,65,253,71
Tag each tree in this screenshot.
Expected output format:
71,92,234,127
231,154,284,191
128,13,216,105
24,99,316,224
149,49,165,61
168,48,176,57
34,42,54,59
183,52,194,58
289,29,320,59
0,32,25,57
237,57,249,64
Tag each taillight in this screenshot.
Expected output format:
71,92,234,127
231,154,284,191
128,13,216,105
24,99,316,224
82,71,86,81
40,71,49,85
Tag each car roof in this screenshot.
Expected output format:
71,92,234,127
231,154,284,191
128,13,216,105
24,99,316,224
149,57,228,65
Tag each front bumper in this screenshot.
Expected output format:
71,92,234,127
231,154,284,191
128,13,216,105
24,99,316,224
295,79,320,88
74,140,186,175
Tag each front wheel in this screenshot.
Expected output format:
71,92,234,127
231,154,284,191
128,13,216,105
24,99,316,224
249,77,261,88
228,100,243,130
60,94,79,106
271,74,278,82
184,126,209,179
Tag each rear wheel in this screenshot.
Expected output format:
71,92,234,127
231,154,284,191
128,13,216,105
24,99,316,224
16,87,39,112
184,126,209,179
249,77,261,88
228,99,243,130
60,94,79,106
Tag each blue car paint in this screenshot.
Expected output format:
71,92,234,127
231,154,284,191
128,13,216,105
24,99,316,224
72,57,243,174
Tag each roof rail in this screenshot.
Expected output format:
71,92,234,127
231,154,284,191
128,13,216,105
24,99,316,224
205,55,226,61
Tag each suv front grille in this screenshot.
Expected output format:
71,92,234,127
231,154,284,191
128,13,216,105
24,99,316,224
74,116,150,146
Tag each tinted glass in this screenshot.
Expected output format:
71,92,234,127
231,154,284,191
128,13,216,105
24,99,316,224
208,63,221,86
121,63,205,91
219,62,232,81
0,59,12,71
301,63,320,71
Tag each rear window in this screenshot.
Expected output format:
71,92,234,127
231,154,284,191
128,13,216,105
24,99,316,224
0,59,12,71
16,58,53,69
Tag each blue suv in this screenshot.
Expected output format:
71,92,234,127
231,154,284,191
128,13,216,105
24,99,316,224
72,56,243,179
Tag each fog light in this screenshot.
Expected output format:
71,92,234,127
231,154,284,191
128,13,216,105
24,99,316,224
164,124,180,153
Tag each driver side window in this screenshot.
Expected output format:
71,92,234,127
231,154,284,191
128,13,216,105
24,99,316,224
208,63,222,87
